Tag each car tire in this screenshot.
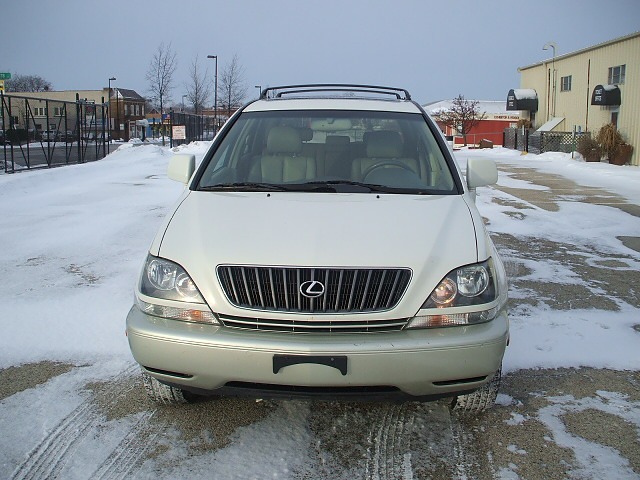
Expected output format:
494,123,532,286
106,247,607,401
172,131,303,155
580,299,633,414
141,370,191,404
450,366,501,416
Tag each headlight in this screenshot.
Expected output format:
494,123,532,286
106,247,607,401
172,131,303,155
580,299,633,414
406,259,503,329
423,260,496,309
141,255,205,303
138,255,218,324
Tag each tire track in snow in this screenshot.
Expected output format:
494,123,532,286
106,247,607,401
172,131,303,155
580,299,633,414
91,410,160,480
11,401,97,480
365,403,413,480
11,364,142,480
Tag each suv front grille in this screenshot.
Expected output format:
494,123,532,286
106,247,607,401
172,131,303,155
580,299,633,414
216,312,409,333
217,265,411,315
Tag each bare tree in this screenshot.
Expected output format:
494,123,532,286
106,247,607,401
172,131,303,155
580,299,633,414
432,94,487,146
146,43,177,144
146,43,177,115
6,74,52,92
186,55,211,114
218,54,248,117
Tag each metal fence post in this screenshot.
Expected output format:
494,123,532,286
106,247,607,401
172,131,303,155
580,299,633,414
169,109,173,148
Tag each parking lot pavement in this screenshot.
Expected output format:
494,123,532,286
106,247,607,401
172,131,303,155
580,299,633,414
1,162,639,479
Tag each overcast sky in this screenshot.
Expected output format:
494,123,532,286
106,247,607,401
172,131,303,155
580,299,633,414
2,0,639,106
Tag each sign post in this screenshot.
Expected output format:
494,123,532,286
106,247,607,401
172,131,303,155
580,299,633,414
0,80,4,94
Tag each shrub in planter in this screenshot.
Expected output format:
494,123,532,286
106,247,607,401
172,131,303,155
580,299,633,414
576,135,602,162
610,143,633,166
596,123,624,162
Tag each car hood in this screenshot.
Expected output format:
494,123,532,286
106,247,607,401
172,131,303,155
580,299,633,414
155,191,482,316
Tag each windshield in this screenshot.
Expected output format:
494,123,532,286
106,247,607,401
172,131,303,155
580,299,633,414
196,110,457,194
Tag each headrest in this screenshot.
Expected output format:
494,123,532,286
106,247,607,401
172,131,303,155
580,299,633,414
266,126,302,154
366,130,403,158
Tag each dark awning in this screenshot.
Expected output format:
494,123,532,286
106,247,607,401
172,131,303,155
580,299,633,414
506,89,538,112
591,85,621,106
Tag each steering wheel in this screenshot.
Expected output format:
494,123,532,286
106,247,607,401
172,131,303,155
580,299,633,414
361,160,415,181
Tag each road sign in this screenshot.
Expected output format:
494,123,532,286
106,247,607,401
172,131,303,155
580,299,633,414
0,80,4,93
172,125,186,140
0,73,11,80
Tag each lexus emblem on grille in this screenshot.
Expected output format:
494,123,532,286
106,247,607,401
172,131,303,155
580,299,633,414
300,280,325,298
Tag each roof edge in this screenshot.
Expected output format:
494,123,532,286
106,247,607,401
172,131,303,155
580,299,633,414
518,30,640,71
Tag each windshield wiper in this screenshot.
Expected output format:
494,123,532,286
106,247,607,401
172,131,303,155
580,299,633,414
295,180,442,194
296,180,391,192
199,182,292,192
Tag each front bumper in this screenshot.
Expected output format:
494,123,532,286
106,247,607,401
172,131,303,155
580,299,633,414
126,306,508,398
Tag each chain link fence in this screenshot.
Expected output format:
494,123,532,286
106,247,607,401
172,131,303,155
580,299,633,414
1,93,110,173
169,111,217,147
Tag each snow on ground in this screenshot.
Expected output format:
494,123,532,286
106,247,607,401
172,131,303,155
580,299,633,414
458,148,640,373
1,143,640,479
1,143,638,372
0,141,208,369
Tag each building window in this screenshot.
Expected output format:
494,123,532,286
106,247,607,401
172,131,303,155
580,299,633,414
608,64,626,85
53,106,65,116
34,107,47,116
560,75,572,92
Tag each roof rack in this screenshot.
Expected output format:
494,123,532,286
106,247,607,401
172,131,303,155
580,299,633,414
260,84,412,101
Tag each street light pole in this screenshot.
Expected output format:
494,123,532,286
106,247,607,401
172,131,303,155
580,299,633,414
108,77,116,145
207,55,217,133
543,41,558,120
182,94,187,113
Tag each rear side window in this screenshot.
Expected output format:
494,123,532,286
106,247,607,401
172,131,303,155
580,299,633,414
197,110,457,194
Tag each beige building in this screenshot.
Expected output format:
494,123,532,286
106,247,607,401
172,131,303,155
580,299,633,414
507,31,640,166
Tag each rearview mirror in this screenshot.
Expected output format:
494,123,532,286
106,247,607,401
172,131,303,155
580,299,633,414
467,157,498,188
168,154,196,184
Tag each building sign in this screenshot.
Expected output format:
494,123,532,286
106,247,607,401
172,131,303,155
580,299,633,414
506,88,539,112
492,114,521,120
591,84,621,106
172,125,186,140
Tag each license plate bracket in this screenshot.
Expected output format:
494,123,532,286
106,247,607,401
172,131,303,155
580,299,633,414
273,355,348,376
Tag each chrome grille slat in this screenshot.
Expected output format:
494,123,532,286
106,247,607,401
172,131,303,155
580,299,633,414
217,266,411,332
217,313,409,333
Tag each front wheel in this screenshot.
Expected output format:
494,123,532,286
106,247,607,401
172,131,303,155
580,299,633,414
142,370,192,405
450,367,501,416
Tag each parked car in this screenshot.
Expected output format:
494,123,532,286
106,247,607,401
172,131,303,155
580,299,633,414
126,84,509,414
40,130,59,142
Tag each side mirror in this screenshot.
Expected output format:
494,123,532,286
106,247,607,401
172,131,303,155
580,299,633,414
467,157,498,188
168,154,196,184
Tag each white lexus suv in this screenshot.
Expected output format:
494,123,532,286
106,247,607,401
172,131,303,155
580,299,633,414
126,84,509,414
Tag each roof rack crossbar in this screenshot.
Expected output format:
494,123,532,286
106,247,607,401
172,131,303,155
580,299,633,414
260,84,411,101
